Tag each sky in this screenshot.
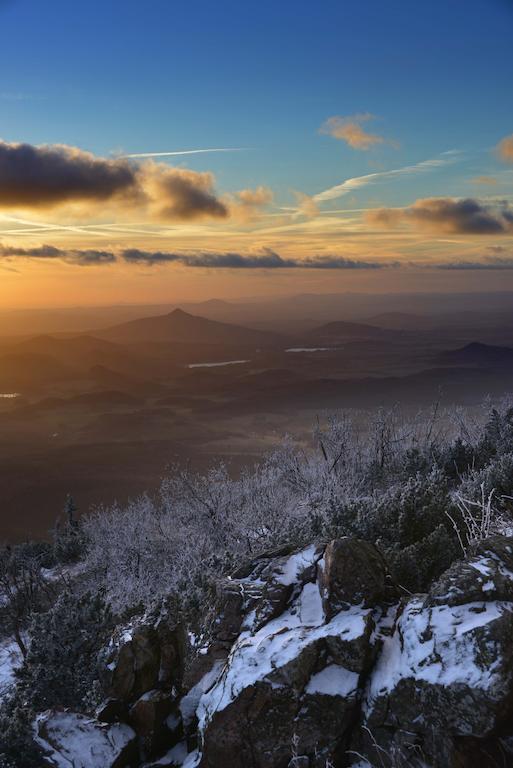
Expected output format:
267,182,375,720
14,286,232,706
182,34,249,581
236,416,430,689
0,0,513,307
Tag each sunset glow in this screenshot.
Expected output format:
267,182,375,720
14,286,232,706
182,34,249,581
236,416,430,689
0,0,511,309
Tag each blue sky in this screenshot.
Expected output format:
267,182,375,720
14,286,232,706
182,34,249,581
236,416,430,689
1,0,512,197
0,0,513,306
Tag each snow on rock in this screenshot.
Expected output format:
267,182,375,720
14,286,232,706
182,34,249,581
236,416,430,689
179,660,225,727
367,598,510,701
45,535,513,768
35,711,137,768
197,583,371,727
190,537,386,768
188,536,513,767
359,536,513,765
144,740,189,766
305,664,359,697
273,544,321,586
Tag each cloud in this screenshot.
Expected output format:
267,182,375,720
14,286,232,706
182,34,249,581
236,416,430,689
367,197,513,235
0,140,228,222
497,134,513,164
293,192,319,219
434,258,513,270
319,113,395,151
0,240,393,270
0,243,116,265
228,186,273,222
121,247,391,269
142,164,228,221
314,155,455,203
0,140,137,208
472,176,498,185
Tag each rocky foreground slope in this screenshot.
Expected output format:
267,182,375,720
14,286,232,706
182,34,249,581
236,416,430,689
35,536,513,767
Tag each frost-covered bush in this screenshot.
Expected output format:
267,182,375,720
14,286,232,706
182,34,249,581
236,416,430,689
15,589,113,712
83,403,513,612
0,694,42,768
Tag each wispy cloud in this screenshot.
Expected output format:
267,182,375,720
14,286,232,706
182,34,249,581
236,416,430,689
497,134,513,164
472,176,498,185
0,92,43,101
319,113,396,151
121,148,247,159
434,258,513,270
314,154,457,203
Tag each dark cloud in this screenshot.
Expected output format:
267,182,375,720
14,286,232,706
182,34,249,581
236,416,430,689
487,245,509,254
1,242,392,269
122,249,180,265
145,166,228,221
367,197,513,235
435,258,513,270
0,140,228,222
0,141,137,208
121,247,390,269
0,243,116,265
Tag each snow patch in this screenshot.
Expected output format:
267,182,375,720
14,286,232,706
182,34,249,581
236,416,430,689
34,712,135,768
180,660,225,726
305,664,359,697
274,544,321,586
146,740,189,766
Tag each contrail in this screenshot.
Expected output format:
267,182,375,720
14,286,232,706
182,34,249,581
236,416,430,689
122,148,247,159
314,153,460,203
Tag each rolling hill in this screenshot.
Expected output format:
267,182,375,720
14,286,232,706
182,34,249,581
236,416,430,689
94,308,285,347
440,342,513,367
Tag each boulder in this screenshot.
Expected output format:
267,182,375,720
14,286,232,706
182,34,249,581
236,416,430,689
129,689,174,758
427,535,513,607
35,711,137,768
320,538,389,617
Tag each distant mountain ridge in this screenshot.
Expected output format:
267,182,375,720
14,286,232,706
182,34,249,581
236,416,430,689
94,308,285,346
307,319,397,341
440,342,513,367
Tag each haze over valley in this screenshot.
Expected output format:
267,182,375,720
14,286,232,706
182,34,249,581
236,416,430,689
3,291,513,538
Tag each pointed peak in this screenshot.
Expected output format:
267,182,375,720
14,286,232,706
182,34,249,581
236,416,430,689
168,308,194,318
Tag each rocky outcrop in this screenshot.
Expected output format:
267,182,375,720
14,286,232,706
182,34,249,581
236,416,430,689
191,536,513,767
96,605,186,762
99,609,185,703
194,539,389,768
361,536,513,767
37,536,513,768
